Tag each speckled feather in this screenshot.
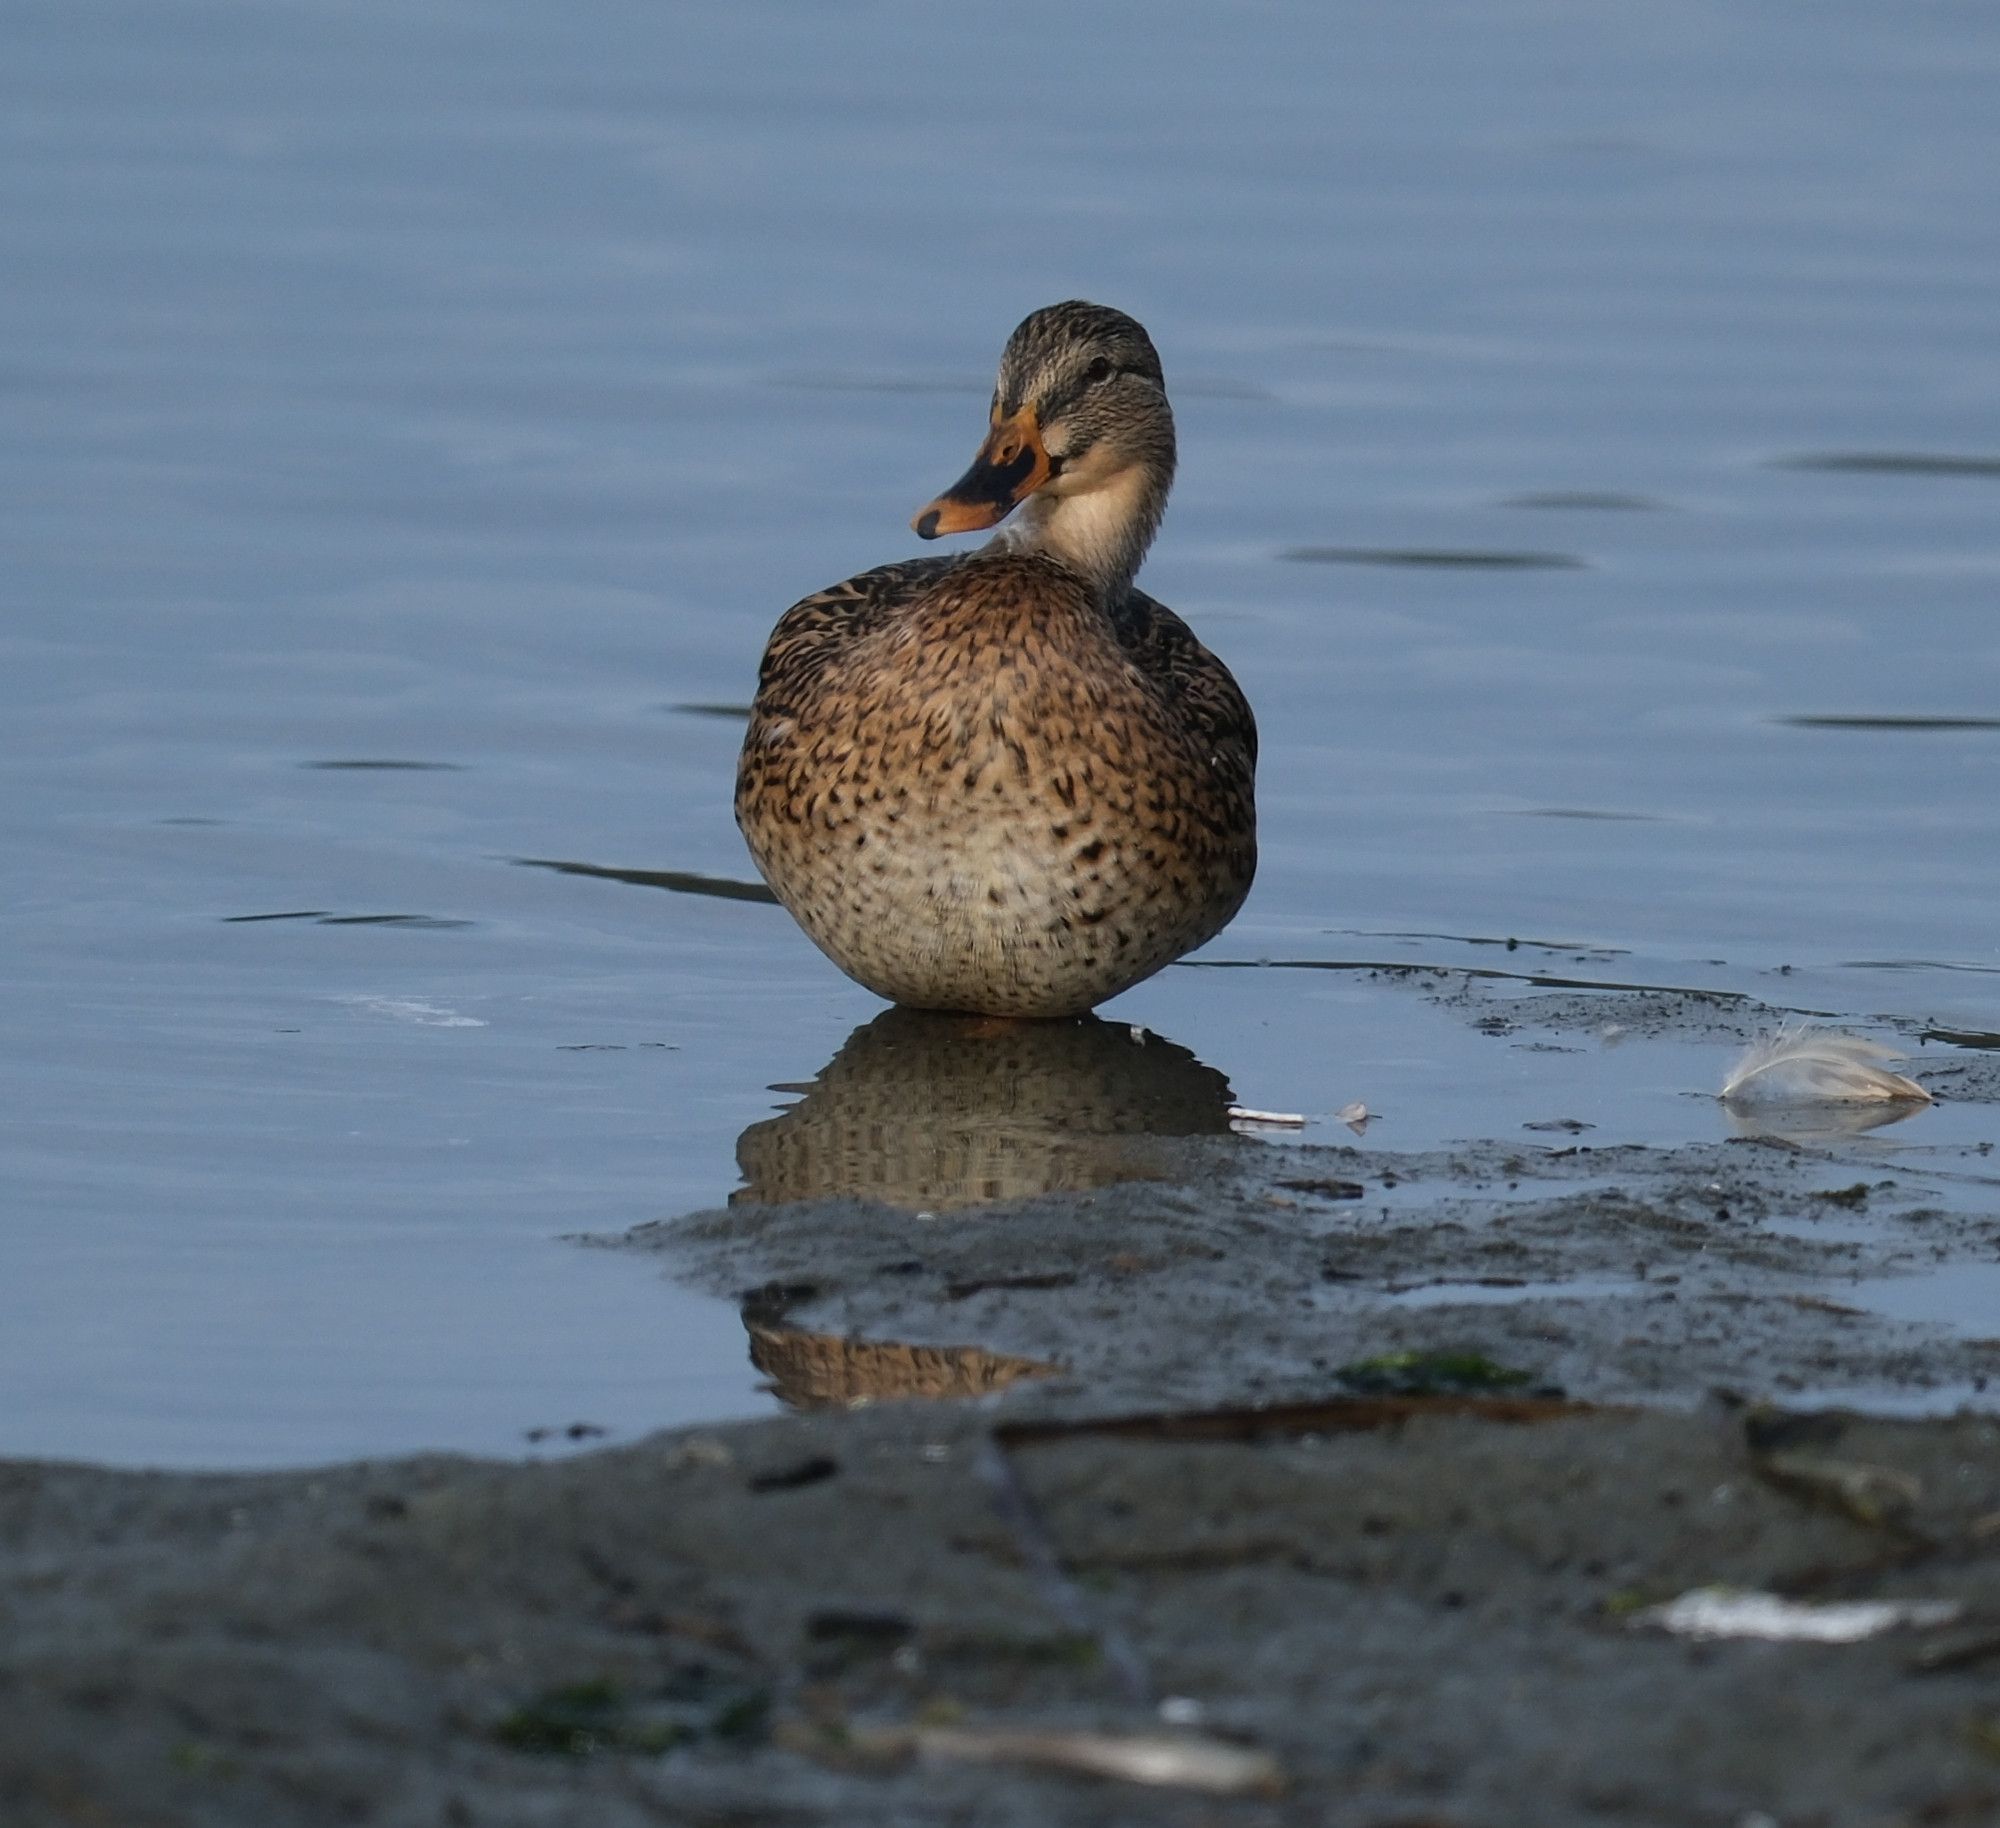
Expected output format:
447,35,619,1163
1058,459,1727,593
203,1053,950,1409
737,553,1255,1017
736,301,1256,1017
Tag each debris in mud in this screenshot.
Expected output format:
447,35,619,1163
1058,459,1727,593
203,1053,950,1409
1631,1588,1962,1643
746,1452,839,1492
1908,1629,2000,1675
778,1719,1285,1796
1752,1448,1924,1534
805,1607,915,1646
1787,1293,1867,1317
523,1420,610,1444
494,1675,771,1757
1275,1176,1367,1201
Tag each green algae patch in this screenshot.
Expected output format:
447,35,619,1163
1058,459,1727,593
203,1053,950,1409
1335,1350,1537,1397
494,1674,769,1758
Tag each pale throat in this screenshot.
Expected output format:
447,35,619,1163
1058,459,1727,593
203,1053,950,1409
994,463,1165,598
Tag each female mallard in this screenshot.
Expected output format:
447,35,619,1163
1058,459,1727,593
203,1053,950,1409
736,301,1256,1018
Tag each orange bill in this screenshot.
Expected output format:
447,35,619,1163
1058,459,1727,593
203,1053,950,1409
911,406,1053,538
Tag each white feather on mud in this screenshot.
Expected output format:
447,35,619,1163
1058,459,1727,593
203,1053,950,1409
1632,1587,1960,1643
1227,1105,1307,1134
1720,1023,1931,1106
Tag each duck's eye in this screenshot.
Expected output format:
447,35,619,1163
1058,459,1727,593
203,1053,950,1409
1083,356,1114,385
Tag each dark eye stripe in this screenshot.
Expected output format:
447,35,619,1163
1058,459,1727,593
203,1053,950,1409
1048,365,1127,417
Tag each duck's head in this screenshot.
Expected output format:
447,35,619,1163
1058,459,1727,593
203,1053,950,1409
912,300,1176,594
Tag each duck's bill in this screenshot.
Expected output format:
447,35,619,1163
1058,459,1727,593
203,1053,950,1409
912,407,1052,538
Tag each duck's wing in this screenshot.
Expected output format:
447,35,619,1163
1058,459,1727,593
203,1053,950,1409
749,557,959,717
1112,587,1259,771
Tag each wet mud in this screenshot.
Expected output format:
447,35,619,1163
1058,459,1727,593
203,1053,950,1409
8,987,1999,1825
7,1399,1999,1826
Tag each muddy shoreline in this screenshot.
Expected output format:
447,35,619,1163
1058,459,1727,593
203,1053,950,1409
8,988,2000,1826
8,1399,1999,1825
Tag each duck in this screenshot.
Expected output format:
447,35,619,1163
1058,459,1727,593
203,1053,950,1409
736,300,1256,1018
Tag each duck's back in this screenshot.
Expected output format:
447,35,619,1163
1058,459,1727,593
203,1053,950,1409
736,551,1255,1017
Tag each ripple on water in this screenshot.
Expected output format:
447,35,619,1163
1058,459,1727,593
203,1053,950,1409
1181,956,1751,1000
1498,491,1667,511
1775,715,2000,731
317,914,475,929
336,996,487,1028
223,910,473,928
1336,929,1632,960
1278,546,1588,569
766,370,983,395
300,759,467,770
1842,958,2000,977
1772,451,2000,478
512,856,780,905
1504,808,1666,822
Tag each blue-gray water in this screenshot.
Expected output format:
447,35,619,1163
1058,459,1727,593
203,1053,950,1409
4,1,1997,1466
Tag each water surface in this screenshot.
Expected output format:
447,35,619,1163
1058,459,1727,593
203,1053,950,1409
4,0,1997,1465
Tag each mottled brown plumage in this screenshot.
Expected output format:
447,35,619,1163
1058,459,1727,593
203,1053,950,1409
737,302,1256,1017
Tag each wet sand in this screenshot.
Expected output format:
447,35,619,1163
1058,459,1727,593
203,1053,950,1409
8,989,1999,1826
7,1403,1998,1825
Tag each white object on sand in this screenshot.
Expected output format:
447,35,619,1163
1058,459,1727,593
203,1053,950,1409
1633,1587,1960,1643
1720,1023,1930,1106
854,1723,1284,1796
1227,1106,1307,1132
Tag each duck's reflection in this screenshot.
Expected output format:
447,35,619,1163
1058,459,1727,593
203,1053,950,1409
734,1007,1238,1212
743,1311,1058,1411
732,1010,1236,1408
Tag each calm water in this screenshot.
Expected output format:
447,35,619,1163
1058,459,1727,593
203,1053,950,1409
4,2,1997,1466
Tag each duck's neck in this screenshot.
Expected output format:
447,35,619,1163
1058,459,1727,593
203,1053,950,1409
993,462,1170,602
